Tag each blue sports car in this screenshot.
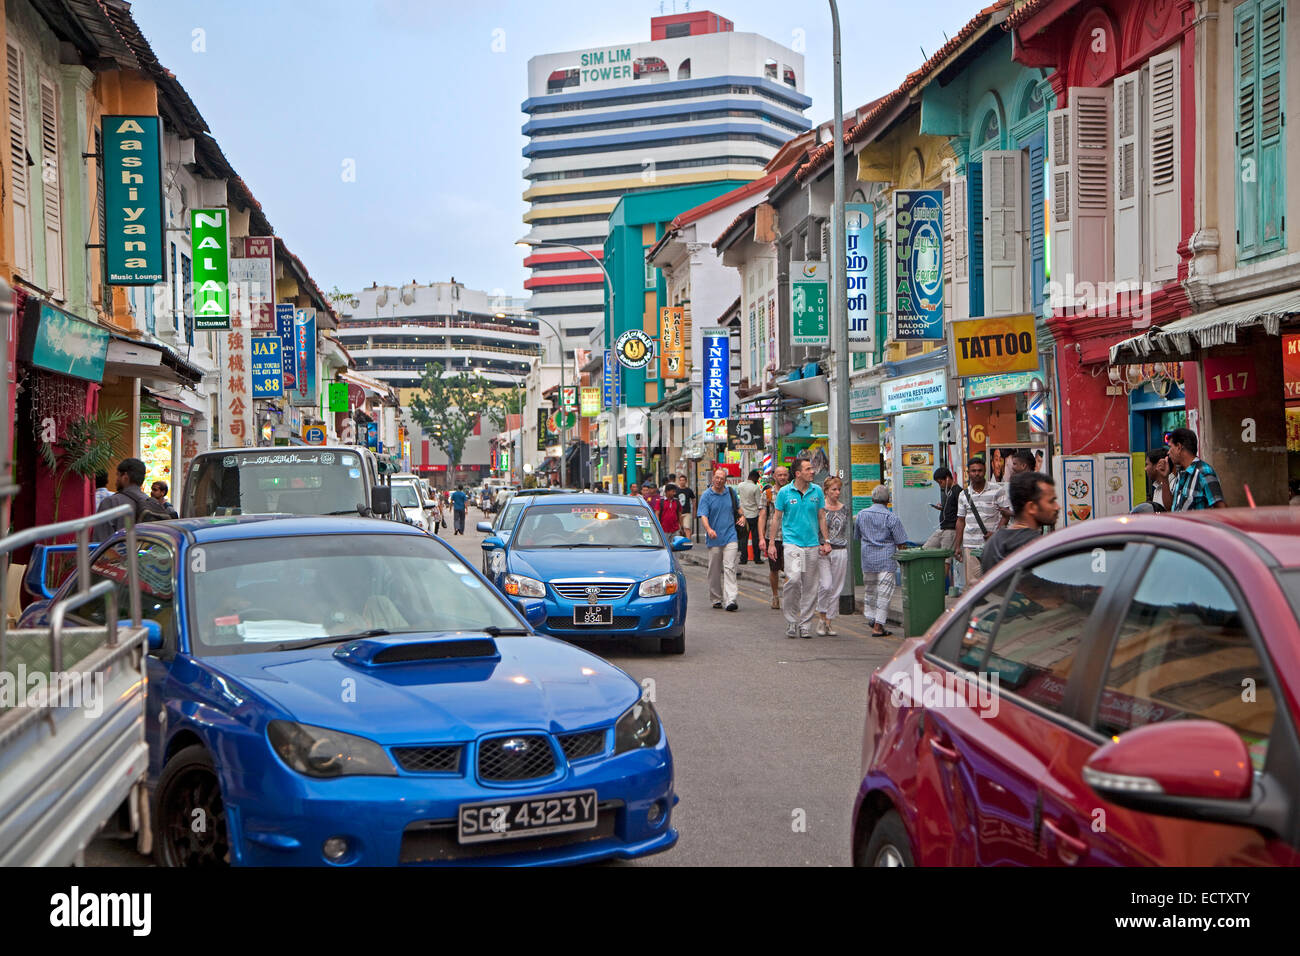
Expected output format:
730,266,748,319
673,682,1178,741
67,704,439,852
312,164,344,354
21,516,676,866
482,494,691,655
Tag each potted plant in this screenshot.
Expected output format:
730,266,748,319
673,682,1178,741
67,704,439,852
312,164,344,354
38,408,127,522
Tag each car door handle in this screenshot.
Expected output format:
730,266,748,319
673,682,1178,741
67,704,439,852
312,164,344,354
929,738,959,761
1043,818,1089,863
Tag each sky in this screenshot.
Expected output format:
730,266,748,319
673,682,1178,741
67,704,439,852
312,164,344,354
131,0,987,299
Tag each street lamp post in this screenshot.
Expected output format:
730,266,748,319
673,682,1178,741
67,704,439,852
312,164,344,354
518,239,616,490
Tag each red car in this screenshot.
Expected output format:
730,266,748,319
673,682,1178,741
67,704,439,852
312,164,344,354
853,508,1300,866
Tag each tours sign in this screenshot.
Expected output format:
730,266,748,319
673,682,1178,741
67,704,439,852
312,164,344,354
893,190,944,340
191,209,230,328
250,336,283,399
102,116,166,284
790,261,829,346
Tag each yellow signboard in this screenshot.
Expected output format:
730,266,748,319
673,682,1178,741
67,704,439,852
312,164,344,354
580,386,601,417
660,306,685,379
951,314,1039,377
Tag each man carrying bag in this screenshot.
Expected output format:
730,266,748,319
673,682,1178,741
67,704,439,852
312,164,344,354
94,457,172,542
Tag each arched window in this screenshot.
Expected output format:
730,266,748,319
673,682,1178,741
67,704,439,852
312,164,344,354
1017,81,1046,122
978,109,1000,149
678,58,691,80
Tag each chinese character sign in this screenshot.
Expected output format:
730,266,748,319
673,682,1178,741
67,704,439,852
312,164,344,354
790,261,828,346
845,204,874,349
225,327,253,446
702,328,730,440
292,309,317,407
894,190,944,340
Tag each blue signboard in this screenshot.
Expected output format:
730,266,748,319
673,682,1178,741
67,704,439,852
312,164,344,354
22,302,110,383
251,336,283,398
894,189,944,340
702,328,730,423
845,203,874,348
275,303,296,391
365,421,378,450
602,348,621,409
292,308,317,407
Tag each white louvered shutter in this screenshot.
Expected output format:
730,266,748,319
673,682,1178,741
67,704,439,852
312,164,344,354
1048,106,1073,308
942,182,954,325
1147,48,1180,282
950,173,970,320
7,42,30,279
982,149,1027,316
1071,87,1114,296
39,78,62,299
1113,70,1144,285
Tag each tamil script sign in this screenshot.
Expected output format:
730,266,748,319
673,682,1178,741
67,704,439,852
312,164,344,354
102,116,165,284
191,209,230,328
951,314,1038,378
894,190,944,340
882,370,948,415
790,261,829,346
250,336,283,398
702,327,730,440
849,381,883,421
846,204,874,350
275,303,297,391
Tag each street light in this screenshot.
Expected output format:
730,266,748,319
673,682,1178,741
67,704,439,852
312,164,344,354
501,306,567,488
518,238,617,490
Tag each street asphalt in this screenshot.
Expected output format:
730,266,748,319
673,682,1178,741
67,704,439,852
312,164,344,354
84,509,902,867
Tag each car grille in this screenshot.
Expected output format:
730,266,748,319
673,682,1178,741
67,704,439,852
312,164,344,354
399,802,622,863
551,581,633,601
558,729,606,762
393,745,463,774
477,734,557,782
546,616,641,631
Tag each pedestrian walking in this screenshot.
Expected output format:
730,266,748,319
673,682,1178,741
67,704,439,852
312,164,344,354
854,484,908,637
815,476,850,635
767,457,830,638
628,482,640,498
429,496,444,534
697,467,739,611
1145,447,1173,511
980,471,1059,573
735,469,764,565
1165,427,1226,510
922,467,960,550
757,466,790,608
149,480,179,519
658,482,682,535
450,484,468,534
953,457,1011,588
94,457,171,542
674,476,695,534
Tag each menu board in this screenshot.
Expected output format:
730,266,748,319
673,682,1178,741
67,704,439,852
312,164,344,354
140,415,174,494
851,441,882,512
901,444,934,488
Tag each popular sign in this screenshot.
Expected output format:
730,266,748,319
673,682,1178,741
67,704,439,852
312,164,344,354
660,306,685,379
846,204,875,349
102,116,165,284
614,328,655,369
250,336,283,398
191,209,230,327
894,190,944,340
951,314,1039,377
790,261,829,346
702,327,730,440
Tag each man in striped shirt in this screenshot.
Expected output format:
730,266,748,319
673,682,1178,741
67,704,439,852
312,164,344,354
854,485,908,637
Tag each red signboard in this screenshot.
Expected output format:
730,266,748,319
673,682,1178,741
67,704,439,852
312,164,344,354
1202,353,1257,401
1285,335,1300,400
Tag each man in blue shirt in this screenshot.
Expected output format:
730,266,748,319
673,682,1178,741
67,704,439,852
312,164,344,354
1165,427,1226,511
696,467,742,610
854,484,908,636
450,484,468,534
768,457,830,638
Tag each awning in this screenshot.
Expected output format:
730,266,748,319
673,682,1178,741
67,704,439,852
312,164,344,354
339,369,395,399
142,388,203,426
776,373,829,404
104,335,204,386
1109,289,1300,365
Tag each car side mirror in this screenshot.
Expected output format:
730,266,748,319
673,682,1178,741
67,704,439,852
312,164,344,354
521,600,547,626
671,535,692,552
1082,721,1272,827
120,618,163,651
482,536,505,549
370,485,392,516
476,521,494,534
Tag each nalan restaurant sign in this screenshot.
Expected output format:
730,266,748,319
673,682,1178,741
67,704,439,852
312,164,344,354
101,116,166,284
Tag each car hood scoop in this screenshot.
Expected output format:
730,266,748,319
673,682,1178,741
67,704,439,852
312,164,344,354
334,633,501,667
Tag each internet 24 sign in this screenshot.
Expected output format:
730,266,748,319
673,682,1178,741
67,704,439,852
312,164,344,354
894,190,943,340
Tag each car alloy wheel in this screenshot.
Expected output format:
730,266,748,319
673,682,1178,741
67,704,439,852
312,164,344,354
874,845,907,866
857,809,913,867
156,744,230,867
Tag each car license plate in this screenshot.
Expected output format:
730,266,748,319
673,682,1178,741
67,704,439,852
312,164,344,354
573,605,613,626
458,789,598,844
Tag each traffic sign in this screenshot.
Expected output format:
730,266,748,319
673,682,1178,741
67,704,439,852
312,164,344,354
302,424,326,445
727,417,765,451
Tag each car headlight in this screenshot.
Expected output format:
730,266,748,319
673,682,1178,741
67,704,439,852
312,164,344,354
614,699,662,755
638,573,679,597
267,720,397,777
503,573,546,598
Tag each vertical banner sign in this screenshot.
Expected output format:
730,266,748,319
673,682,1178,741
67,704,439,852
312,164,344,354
292,308,317,407
660,306,685,378
224,315,253,447
790,261,829,346
537,407,549,451
602,349,621,409
561,385,577,410
230,238,274,331
580,386,601,417
702,327,730,441
275,303,297,391
250,336,283,398
893,190,944,340
101,116,166,284
845,204,875,350
191,209,230,328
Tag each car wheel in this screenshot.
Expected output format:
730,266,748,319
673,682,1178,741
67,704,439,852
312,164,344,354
660,632,685,655
154,744,230,867
858,809,913,867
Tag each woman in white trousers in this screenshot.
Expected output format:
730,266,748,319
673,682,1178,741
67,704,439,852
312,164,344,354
816,476,850,635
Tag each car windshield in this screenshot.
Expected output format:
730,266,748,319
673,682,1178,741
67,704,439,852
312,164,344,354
184,451,367,517
391,484,421,508
188,534,520,656
512,503,664,549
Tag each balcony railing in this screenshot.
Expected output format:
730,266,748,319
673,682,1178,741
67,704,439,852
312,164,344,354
351,342,539,358
339,317,538,336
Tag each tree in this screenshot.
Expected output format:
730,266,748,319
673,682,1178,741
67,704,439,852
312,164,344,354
486,387,525,433
38,408,127,521
408,362,507,469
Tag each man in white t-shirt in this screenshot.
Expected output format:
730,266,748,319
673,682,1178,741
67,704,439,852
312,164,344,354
953,457,1011,588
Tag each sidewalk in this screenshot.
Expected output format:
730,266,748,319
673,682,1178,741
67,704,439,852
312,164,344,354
678,549,959,630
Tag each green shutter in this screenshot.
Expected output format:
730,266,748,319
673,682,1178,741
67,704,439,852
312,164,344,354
1236,0,1287,260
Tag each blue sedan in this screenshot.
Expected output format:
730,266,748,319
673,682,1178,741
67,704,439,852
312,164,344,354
21,516,676,866
482,494,691,654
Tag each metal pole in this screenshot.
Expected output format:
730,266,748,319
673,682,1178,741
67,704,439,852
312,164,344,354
830,0,854,614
